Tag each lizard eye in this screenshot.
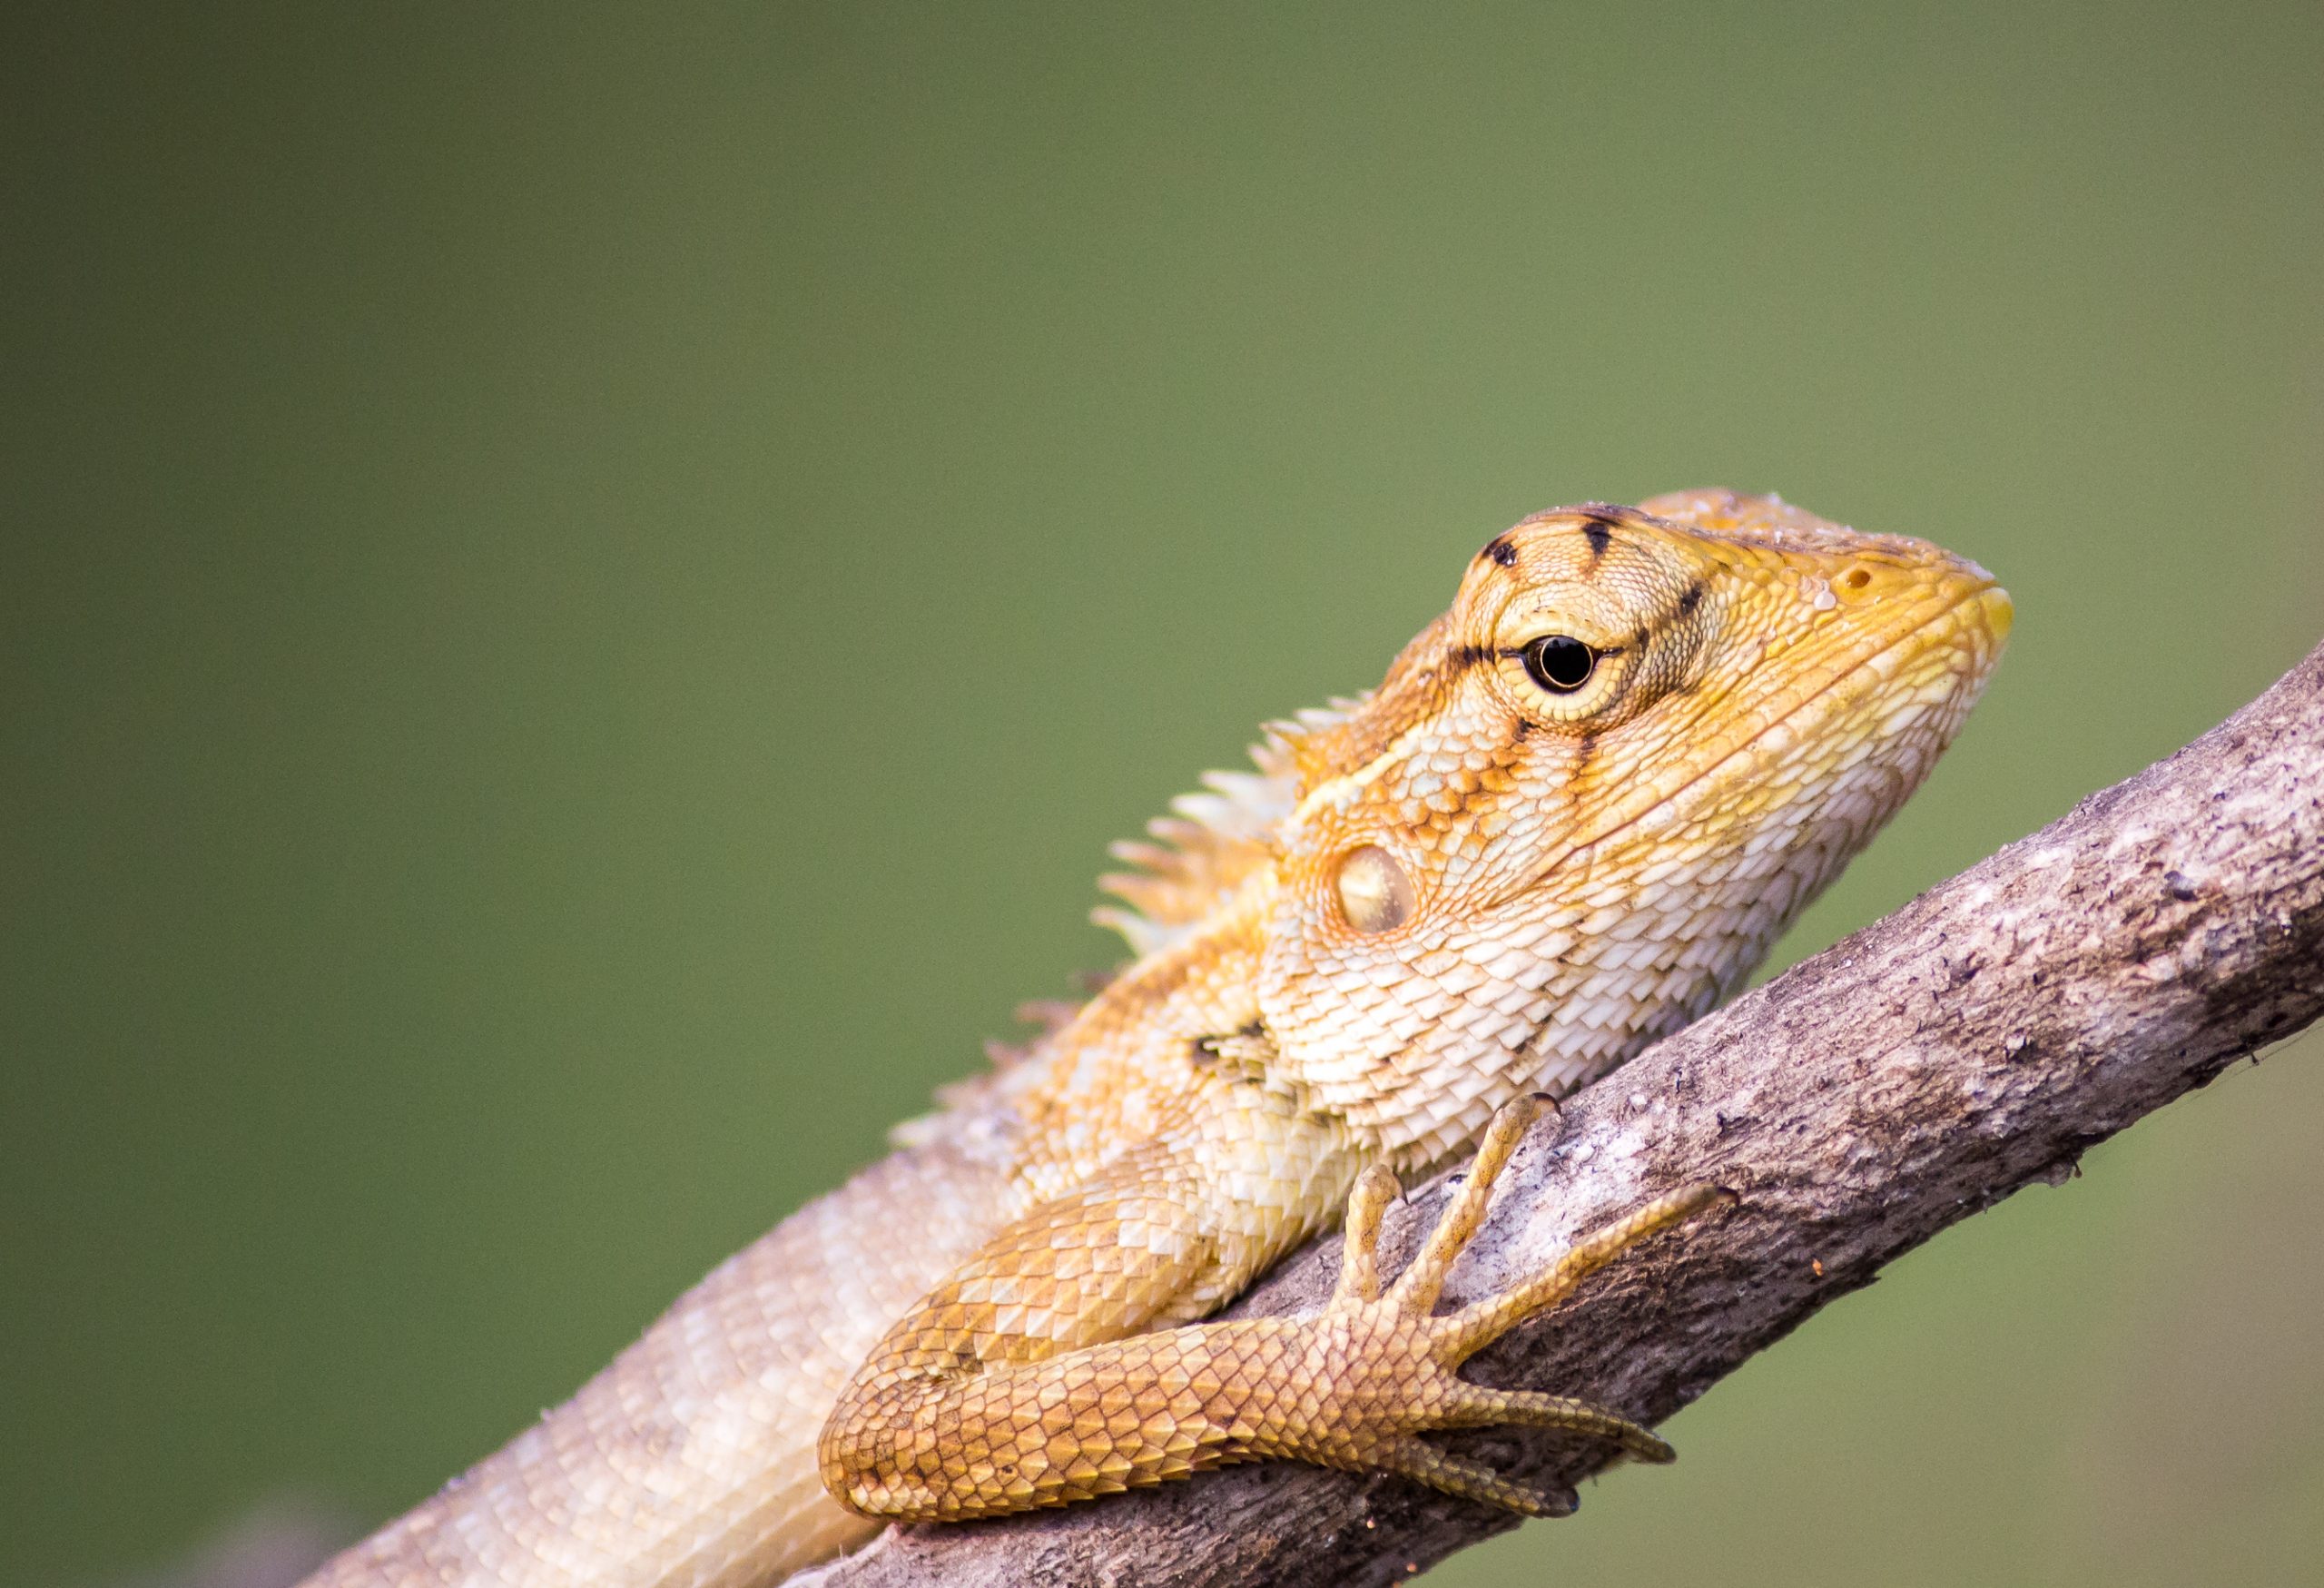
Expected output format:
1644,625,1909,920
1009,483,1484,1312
1521,635,1597,694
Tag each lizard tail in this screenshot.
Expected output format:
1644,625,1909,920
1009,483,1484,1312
300,1135,1016,1588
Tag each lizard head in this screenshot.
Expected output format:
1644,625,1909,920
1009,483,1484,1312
1258,489,2012,1164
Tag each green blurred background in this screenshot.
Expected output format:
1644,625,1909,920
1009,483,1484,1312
5,4,2321,1583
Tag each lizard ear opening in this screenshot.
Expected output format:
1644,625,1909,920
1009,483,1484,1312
1334,844,1415,934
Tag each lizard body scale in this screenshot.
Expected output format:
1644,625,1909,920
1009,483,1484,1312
304,490,2012,1586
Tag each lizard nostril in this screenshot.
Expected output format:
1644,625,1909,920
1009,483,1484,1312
1335,845,1415,934
1842,567,1874,592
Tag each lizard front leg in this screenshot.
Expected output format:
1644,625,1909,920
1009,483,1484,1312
818,1095,1728,1521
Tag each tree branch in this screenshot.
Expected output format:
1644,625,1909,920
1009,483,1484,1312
798,636,2324,1588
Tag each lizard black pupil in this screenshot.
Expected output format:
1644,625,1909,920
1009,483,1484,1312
1523,635,1597,693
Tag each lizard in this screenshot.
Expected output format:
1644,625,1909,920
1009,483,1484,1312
302,488,2011,1587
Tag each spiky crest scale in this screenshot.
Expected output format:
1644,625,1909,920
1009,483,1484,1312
1092,699,1363,956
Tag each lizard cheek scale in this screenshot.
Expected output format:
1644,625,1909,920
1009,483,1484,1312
303,491,2009,1588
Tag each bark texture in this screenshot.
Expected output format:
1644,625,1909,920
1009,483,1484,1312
797,636,2324,1588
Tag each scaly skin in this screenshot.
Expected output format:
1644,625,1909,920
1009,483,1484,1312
304,491,2011,1586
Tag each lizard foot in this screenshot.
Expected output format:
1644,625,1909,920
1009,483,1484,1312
1282,1094,1730,1516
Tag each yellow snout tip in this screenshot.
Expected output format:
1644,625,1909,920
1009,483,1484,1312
1975,584,2014,645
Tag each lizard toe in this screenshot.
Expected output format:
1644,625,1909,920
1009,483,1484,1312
1441,1182,1735,1357
1383,1094,1560,1314
1372,1434,1581,1517
1432,1384,1674,1463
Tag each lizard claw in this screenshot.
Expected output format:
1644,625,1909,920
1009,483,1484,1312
1297,1095,1728,1513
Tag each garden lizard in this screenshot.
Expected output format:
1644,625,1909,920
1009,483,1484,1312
304,489,2011,1586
